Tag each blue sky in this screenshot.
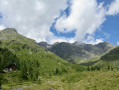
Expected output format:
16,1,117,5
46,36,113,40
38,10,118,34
95,0,119,45
97,0,113,6
50,0,119,45
98,14,119,45
0,0,119,45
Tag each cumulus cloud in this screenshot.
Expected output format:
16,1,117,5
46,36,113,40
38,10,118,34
0,0,67,43
0,25,5,31
47,36,75,44
84,35,103,45
117,41,119,45
55,0,106,42
0,0,118,44
107,0,119,15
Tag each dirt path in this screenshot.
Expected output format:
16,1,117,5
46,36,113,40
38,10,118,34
11,85,32,90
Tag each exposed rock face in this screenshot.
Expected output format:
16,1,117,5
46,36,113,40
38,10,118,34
38,42,51,49
0,28,36,44
100,46,119,61
38,41,115,62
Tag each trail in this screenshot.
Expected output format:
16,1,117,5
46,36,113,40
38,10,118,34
11,85,32,90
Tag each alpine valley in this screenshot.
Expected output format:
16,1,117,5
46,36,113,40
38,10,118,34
0,28,119,90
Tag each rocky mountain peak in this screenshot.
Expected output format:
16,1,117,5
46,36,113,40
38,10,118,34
38,41,51,48
38,41,115,62
1,28,18,34
104,41,110,44
96,41,115,49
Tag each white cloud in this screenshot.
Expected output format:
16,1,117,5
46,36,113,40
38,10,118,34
117,41,119,45
47,36,75,44
107,0,119,15
0,0,118,44
0,0,67,43
0,25,5,31
84,35,103,45
55,0,106,42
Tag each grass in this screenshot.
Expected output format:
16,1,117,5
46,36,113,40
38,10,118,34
2,82,33,90
93,60,119,69
23,70,119,90
2,71,35,90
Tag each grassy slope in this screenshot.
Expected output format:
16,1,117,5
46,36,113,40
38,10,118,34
1,28,119,90
92,46,119,69
101,46,119,61
0,28,83,89
0,28,73,73
79,46,119,68
24,70,119,90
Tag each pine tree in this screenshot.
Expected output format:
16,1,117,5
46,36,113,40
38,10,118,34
49,71,52,77
36,60,40,67
28,66,33,80
108,65,110,70
91,67,95,71
111,66,113,70
21,64,28,80
97,67,100,70
55,68,59,75
0,73,3,89
87,66,90,71
0,55,3,89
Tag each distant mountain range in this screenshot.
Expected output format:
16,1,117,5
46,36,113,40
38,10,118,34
0,28,117,69
38,41,115,63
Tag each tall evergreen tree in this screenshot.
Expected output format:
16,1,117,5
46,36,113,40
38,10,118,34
87,66,90,71
21,64,28,80
0,54,3,89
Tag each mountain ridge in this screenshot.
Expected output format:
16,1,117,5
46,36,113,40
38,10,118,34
38,41,115,63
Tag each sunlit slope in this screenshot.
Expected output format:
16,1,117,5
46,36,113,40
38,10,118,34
93,46,119,69
0,28,73,74
24,70,119,90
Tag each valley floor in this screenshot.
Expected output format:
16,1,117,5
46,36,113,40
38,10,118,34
3,70,119,90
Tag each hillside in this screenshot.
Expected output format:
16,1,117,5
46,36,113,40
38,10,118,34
0,28,85,89
81,45,119,69
0,47,20,89
101,46,119,61
0,28,118,90
0,28,80,84
0,28,37,46
0,47,20,70
91,46,119,69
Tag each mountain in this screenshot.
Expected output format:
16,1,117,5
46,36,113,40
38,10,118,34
92,46,119,69
0,28,37,46
0,28,86,89
100,46,119,61
0,28,118,90
81,45,119,69
38,41,115,63
38,41,52,49
0,28,79,81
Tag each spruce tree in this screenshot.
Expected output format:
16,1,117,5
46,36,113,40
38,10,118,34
0,55,3,89
55,68,59,75
21,64,28,80
87,66,90,71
